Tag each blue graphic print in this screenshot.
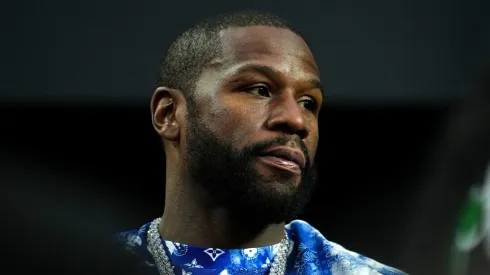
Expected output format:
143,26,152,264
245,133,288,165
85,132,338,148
117,220,406,274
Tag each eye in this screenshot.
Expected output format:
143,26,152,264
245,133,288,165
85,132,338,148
243,85,271,97
299,98,318,112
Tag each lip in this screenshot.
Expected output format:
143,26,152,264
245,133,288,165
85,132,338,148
258,156,301,174
260,146,306,169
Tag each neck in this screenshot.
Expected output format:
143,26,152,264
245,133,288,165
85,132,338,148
159,176,285,248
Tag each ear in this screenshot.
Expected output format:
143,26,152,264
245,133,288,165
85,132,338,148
150,87,184,142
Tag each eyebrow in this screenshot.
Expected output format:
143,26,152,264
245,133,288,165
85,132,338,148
307,79,324,95
232,64,325,97
233,64,278,76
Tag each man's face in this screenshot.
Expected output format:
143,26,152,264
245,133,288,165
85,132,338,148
184,26,322,225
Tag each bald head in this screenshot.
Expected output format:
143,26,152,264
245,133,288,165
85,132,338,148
157,10,308,101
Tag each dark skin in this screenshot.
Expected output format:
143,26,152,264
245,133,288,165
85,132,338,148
151,26,323,248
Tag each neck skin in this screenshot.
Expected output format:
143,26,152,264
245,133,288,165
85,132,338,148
158,158,285,249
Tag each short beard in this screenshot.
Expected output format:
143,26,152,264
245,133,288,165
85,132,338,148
184,104,317,230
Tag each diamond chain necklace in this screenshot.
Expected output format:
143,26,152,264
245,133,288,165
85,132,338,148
147,218,290,275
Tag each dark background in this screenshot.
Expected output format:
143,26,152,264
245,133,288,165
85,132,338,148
2,0,490,273
1,104,448,267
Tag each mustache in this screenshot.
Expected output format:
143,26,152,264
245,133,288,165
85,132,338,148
242,135,312,167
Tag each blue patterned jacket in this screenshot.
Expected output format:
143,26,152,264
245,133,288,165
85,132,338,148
117,219,406,274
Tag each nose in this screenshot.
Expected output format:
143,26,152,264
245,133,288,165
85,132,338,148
266,95,310,140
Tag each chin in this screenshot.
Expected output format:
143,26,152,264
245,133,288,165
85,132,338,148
254,166,302,188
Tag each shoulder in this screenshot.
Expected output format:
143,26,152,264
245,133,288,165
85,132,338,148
286,220,407,275
117,222,148,248
116,221,156,266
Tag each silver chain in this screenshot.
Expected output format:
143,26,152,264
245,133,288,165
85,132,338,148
147,218,290,275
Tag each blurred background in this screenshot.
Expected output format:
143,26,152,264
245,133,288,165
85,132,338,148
2,0,490,274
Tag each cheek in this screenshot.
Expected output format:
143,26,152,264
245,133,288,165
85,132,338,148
199,104,246,142
219,99,265,147
307,127,320,161
309,142,318,162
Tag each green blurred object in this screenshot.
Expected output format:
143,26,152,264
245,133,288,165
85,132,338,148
449,164,490,275
449,186,484,275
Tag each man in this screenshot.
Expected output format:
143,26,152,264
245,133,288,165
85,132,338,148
117,10,405,275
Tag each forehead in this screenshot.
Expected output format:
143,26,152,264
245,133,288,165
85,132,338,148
215,26,319,75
